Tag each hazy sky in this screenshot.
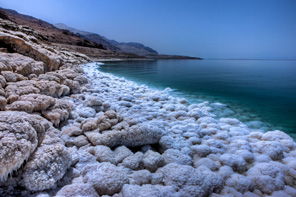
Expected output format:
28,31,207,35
1,0,296,58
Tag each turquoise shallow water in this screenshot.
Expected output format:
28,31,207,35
99,59,296,137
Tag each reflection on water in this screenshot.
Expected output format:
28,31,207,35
99,59,296,137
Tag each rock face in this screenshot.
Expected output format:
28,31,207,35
0,15,89,195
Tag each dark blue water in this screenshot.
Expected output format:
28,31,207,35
99,60,296,137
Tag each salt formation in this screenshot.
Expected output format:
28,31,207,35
52,62,296,197
1,16,296,196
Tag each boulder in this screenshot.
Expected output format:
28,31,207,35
83,162,129,195
91,145,116,164
129,170,152,185
86,123,164,147
6,93,55,112
114,146,133,164
42,99,73,126
55,183,99,197
1,71,26,82
163,149,192,165
0,111,50,181
220,153,247,172
142,150,164,172
121,184,176,197
246,162,285,194
121,152,144,170
22,143,71,191
0,75,6,88
0,96,7,110
157,163,223,196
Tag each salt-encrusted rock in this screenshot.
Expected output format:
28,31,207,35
188,107,211,119
35,193,51,197
157,163,193,187
142,150,164,172
22,143,71,191
0,52,44,76
0,96,7,110
1,71,27,82
251,140,286,160
159,135,188,150
86,96,103,107
5,100,34,112
6,93,55,112
246,162,285,194
265,190,290,197
97,110,121,131
78,107,96,118
284,186,296,196
218,166,234,179
81,118,98,132
191,144,212,157
80,110,120,132
151,172,164,184
74,150,98,172
121,184,176,197
213,186,245,197
86,123,164,147
63,79,81,94
0,111,50,181
219,118,241,125
225,174,253,193
235,150,254,163
194,157,220,171
62,125,83,136
129,170,152,185
42,99,73,126
121,152,144,170
65,135,89,147
83,162,129,195
114,146,133,164
220,153,247,172
0,75,7,88
0,87,5,96
262,130,294,141
5,79,69,99
163,149,192,165
157,163,223,196
91,145,116,164
55,183,99,197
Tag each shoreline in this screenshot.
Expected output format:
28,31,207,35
1,16,296,196
58,62,296,196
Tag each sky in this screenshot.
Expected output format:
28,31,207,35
0,0,296,59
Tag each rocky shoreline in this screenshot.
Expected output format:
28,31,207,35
0,17,296,197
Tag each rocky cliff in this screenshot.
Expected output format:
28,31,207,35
0,7,142,59
55,23,159,56
0,15,92,196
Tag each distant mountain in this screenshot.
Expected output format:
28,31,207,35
55,23,158,56
0,7,200,59
0,7,105,49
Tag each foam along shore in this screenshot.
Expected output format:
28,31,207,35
57,62,296,197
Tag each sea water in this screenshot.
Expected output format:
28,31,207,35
99,59,296,137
